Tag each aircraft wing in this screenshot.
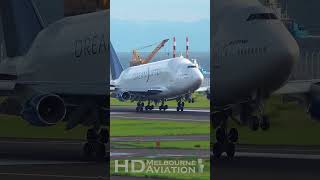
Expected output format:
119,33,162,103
0,73,18,96
275,80,320,94
196,86,210,92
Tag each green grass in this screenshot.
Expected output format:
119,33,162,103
110,93,210,109
212,96,320,145
112,141,209,150
111,120,209,137
0,115,87,140
110,158,210,180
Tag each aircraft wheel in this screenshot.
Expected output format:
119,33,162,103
136,107,140,112
159,106,163,111
181,102,185,107
228,128,238,143
226,143,235,159
151,105,154,110
212,142,222,159
216,127,226,143
99,128,109,144
83,143,93,158
164,105,168,110
181,107,184,112
176,107,180,111
260,115,270,131
145,106,149,111
249,116,259,131
141,102,144,107
139,107,143,112
212,112,227,128
95,143,106,160
191,98,195,103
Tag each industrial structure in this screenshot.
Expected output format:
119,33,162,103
130,39,169,67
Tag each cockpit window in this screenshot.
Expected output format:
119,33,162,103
188,65,197,68
247,13,278,21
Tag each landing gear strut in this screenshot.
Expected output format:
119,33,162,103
83,128,109,160
176,101,185,111
145,100,154,111
212,111,238,159
136,102,144,112
241,103,270,131
159,100,168,111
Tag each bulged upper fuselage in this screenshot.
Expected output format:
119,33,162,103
212,0,299,107
13,10,109,96
115,57,204,100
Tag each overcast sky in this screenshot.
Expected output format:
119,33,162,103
111,0,210,52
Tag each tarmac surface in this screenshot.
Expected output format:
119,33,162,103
111,106,210,122
0,139,319,179
111,135,209,142
0,139,109,180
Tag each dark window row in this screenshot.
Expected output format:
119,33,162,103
247,13,278,21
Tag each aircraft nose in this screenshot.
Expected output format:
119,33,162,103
277,37,299,69
265,34,300,92
192,69,204,89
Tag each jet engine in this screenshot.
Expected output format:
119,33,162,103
21,94,66,127
117,91,131,101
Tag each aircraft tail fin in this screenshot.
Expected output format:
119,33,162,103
110,43,123,80
0,0,45,57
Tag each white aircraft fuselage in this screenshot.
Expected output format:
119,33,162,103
114,57,204,101
212,0,300,107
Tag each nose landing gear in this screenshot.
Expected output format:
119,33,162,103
212,111,238,159
176,101,185,111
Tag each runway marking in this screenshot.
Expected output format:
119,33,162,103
238,147,320,153
0,159,88,166
0,140,82,145
111,152,135,157
111,108,210,113
110,112,128,115
111,115,208,122
0,173,107,179
234,152,320,160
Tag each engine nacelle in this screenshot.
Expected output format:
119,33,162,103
22,94,66,127
117,91,131,102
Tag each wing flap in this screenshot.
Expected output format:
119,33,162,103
275,80,320,94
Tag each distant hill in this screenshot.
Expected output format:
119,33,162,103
110,19,210,52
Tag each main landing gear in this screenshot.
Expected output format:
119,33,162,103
136,101,155,112
240,103,270,131
177,101,185,111
145,100,154,111
83,128,109,161
136,102,144,112
212,111,238,159
159,100,168,111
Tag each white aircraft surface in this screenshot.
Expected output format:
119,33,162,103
0,0,109,159
212,0,300,158
110,43,204,112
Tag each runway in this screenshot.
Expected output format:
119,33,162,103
111,106,210,122
0,138,109,180
0,138,320,179
111,135,209,142
212,144,320,180
111,148,209,159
